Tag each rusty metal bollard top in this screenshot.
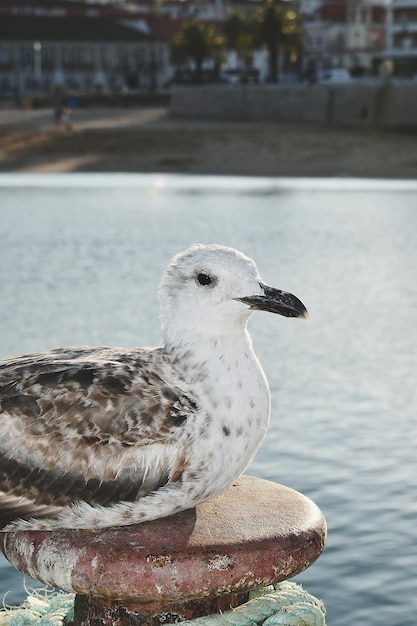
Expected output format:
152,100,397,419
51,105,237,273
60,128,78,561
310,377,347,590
0,476,326,625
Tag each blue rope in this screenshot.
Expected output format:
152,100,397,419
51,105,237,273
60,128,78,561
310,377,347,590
1,581,325,626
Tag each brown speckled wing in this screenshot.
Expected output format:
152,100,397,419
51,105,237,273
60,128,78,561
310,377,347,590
0,346,198,527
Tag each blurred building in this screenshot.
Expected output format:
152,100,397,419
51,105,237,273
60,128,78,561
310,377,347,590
301,0,386,75
0,0,401,98
0,0,177,97
384,0,417,77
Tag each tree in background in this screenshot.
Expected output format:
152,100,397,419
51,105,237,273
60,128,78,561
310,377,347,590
223,11,257,68
222,3,303,82
257,0,303,82
170,20,225,83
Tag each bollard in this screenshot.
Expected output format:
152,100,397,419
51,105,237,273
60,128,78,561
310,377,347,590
0,476,327,626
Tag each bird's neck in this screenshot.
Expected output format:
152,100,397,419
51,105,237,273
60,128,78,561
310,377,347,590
164,323,249,359
163,326,265,389
164,328,270,452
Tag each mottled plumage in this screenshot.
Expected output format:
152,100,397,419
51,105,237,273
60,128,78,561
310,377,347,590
0,244,308,531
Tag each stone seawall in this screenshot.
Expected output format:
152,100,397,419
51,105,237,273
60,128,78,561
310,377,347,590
170,83,417,129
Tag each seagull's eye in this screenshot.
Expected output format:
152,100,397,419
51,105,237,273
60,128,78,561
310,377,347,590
196,272,214,287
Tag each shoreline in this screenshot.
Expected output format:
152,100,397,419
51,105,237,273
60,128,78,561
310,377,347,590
0,107,416,178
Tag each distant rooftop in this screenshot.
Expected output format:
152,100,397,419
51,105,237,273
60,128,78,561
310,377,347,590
0,15,152,41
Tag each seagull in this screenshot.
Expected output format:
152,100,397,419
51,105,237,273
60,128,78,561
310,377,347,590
0,244,308,532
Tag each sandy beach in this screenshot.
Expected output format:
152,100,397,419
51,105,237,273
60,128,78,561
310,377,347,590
0,106,416,178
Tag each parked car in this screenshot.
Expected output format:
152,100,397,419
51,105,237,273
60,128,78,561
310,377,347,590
169,69,222,85
220,68,260,85
317,68,351,83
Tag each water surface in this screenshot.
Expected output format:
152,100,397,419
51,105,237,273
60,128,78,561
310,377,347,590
0,174,416,626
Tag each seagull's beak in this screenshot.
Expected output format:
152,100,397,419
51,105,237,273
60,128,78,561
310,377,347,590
236,284,309,320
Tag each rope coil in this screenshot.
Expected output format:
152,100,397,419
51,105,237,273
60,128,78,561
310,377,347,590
0,581,325,626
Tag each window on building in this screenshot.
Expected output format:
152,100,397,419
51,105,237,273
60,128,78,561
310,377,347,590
41,47,55,69
62,47,78,68
400,36,412,49
0,47,11,67
101,46,109,66
399,12,409,26
19,46,34,70
135,47,146,65
0,77,11,92
81,48,94,68
63,47,94,69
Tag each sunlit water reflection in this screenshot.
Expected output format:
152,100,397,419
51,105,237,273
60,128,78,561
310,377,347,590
0,174,416,626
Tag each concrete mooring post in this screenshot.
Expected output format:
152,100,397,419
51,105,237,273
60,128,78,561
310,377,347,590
0,476,327,626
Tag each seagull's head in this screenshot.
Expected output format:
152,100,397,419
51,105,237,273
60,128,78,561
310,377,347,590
159,244,308,346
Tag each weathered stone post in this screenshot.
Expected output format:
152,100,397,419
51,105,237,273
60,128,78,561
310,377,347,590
0,476,327,626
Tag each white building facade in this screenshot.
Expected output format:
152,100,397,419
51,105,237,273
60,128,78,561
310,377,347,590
301,0,386,75
384,0,417,76
0,1,171,98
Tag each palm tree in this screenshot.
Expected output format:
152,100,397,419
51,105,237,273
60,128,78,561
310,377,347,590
223,11,257,68
170,20,225,84
257,0,303,83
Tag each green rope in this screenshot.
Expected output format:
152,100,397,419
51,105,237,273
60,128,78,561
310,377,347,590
0,587,74,626
182,583,326,626
0,581,325,626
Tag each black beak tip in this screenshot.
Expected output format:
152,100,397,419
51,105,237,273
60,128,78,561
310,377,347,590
236,285,309,320
281,300,309,320
297,305,309,320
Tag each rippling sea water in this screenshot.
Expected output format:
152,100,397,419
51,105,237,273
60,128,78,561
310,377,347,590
0,174,416,625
